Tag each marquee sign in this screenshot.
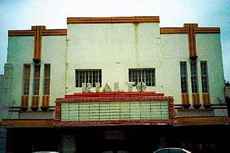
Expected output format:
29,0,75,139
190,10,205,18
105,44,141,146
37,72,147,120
55,92,175,125
61,101,169,121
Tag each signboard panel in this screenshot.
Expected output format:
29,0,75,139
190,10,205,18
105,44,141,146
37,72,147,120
61,101,169,121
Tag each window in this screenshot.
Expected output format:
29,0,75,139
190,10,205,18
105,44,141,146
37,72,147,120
22,64,31,95
190,60,198,93
200,61,209,92
33,64,40,95
129,68,155,86
180,62,188,93
75,69,102,87
43,64,50,95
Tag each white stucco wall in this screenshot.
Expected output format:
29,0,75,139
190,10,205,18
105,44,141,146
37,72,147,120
0,24,225,111
196,34,225,104
41,36,67,106
66,24,225,105
66,23,161,93
6,36,34,107
160,33,225,104
0,64,13,119
0,74,8,119
160,34,190,104
1,35,67,108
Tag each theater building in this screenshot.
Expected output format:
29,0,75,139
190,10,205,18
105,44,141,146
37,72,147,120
0,16,229,153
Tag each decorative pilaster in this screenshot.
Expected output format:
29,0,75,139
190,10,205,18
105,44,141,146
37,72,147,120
41,95,50,111
31,95,39,111
202,93,211,108
21,95,29,111
184,24,198,59
32,26,46,63
181,93,190,109
192,93,201,109
190,59,200,109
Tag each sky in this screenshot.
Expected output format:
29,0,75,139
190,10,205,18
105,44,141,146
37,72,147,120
0,0,230,81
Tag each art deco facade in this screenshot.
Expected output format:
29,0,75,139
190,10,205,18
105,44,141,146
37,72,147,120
0,16,229,153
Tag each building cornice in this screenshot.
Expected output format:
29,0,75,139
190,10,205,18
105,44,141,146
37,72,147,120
160,24,220,34
41,29,67,36
195,27,220,33
8,28,67,37
160,27,187,34
67,16,160,24
8,30,34,36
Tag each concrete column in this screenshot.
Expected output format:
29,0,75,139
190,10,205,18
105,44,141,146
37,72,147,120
0,128,7,153
62,135,76,153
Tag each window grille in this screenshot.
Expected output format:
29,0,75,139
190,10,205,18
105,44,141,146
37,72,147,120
200,61,209,92
22,64,31,95
180,62,188,92
190,60,198,93
129,68,155,86
75,69,102,87
43,64,50,95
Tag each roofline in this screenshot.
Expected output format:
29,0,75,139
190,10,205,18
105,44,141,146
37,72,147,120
8,21,220,37
8,27,67,37
160,27,220,34
160,23,220,34
67,16,160,24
